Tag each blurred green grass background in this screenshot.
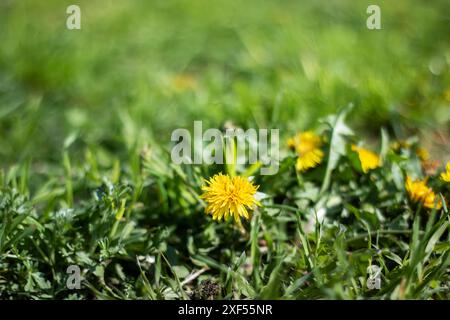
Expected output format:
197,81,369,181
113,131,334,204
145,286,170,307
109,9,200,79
1,0,449,165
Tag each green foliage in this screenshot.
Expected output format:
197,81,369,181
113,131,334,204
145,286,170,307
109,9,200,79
0,107,449,299
0,0,449,300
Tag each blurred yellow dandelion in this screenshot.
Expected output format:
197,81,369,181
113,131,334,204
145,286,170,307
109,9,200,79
351,145,380,173
287,131,324,172
423,192,443,210
405,176,431,202
416,147,430,162
445,88,450,102
390,140,411,151
405,176,442,210
170,74,197,92
200,173,260,223
416,147,439,175
440,162,450,182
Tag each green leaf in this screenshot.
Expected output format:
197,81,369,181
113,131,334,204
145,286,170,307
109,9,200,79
259,261,283,299
320,104,354,193
425,221,448,255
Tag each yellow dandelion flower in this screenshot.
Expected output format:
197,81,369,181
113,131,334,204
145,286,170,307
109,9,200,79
445,88,450,102
200,173,260,223
170,74,197,92
405,176,442,210
287,131,324,172
416,147,430,162
351,145,380,173
405,176,431,202
423,192,443,210
391,140,411,151
440,162,450,182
